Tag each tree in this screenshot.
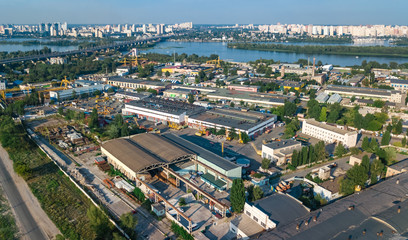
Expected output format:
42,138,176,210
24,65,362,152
402,136,407,147
230,179,245,213
308,145,315,164
291,150,298,167
89,108,99,129
319,107,327,122
309,89,316,99
261,158,271,170
350,147,361,155
362,137,370,151
40,92,45,105
370,159,384,184
230,102,235,108
165,71,170,77
157,69,163,77
87,206,111,238
108,124,120,139
361,155,370,173
58,107,64,116
393,119,403,135
93,90,101,96
283,101,297,117
381,131,391,146
334,144,347,157
252,186,264,201
120,213,137,239
301,146,308,165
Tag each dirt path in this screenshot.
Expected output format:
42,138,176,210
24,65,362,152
0,145,60,240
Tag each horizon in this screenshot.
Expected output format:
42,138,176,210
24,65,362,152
1,0,407,26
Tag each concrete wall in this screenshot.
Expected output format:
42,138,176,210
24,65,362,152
244,203,276,230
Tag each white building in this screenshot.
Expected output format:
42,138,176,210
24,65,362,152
262,140,302,166
302,119,358,147
49,84,107,100
230,203,276,239
0,80,6,90
325,85,402,103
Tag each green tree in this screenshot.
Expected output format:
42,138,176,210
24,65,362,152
381,131,391,146
319,107,327,122
393,119,403,135
370,159,384,184
230,179,245,213
58,107,64,116
369,138,379,152
40,92,45,104
291,150,298,167
187,93,195,104
261,158,271,170
165,71,170,77
283,101,297,117
402,136,407,147
361,155,370,173
108,124,120,139
334,144,347,157
157,69,163,77
120,213,137,239
87,206,111,238
361,137,370,151
252,186,264,201
301,147,308,165
89,108,99,129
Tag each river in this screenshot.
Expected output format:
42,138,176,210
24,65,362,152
0,38,78,52
1,38,407,66
144,41,408,66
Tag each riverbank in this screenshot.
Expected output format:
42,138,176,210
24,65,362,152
227,42,408,58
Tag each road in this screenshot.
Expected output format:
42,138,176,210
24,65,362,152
0,147,49,240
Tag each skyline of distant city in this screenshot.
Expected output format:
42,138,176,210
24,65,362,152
1,0,407,25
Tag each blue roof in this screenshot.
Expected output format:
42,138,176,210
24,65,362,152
13,80,23,85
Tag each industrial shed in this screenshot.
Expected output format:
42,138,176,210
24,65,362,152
101,133,194,180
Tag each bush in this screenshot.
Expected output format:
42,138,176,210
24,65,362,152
179,197,186,206
171,221,194,240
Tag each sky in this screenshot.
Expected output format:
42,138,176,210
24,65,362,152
1,0,407,25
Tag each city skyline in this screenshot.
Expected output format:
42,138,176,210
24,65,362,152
0,0,407,25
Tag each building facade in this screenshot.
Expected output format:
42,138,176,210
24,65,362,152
302,119,358,147
262,140,302,166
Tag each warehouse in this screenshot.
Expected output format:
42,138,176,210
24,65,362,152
302,119,358,147
107,76,171,93
49,84,107,100
188,108,277,137
164,133,242,185
122,97,206,124
101,133,194,180
114,90,151,101
327,93,342,104
325,85,402,103
206,89,295,107
262,139,302,166
162,88,192,100
390,79,408,91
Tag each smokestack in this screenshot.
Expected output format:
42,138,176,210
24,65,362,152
312,57,316,77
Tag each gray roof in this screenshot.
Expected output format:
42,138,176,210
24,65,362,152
315,92,329,103
391,79,408,85
326,85,399,96
264,139,301,150
126,97,206,116
327,93,342,104
206,88,295,105
190,108,277,131
252,194,309,226
259,172,408,240
163,133,240,172
388,159,408,172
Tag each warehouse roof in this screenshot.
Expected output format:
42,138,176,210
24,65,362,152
326,85,400,96
391,79,408,85
264,139,301,150
163,133,240,172
126,97,206,116
303,119,356,135
101,134,194,173
262,173,408,240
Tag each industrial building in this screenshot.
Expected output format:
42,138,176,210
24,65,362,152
206,89,295,108
226,84,260,93
122,97,206,124
161,65,213,76
327,93,342,104
162,88,192,100
107,76,171,93
262,139,302,166
325,85,402,103
101,133,195,179
113,90,151,101
0,80,6,90
315,92,329,103
188,108,277,137
302,119,358,147
49,84,107,100
390,79,408,91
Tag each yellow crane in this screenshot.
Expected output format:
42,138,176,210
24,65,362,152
0,87,23,100
206,57,223,68
60,76,73,89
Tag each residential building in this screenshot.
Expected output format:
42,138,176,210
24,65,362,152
262,140,302,166
302,119,358,147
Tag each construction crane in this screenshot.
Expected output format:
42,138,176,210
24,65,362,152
0,87,23,100
206,57,223,68
60,76,73,89
122,48,148,67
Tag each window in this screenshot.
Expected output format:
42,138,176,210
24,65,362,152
253,216,258,222
261,222,266,228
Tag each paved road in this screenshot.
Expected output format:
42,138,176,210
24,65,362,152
0,154,47,240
